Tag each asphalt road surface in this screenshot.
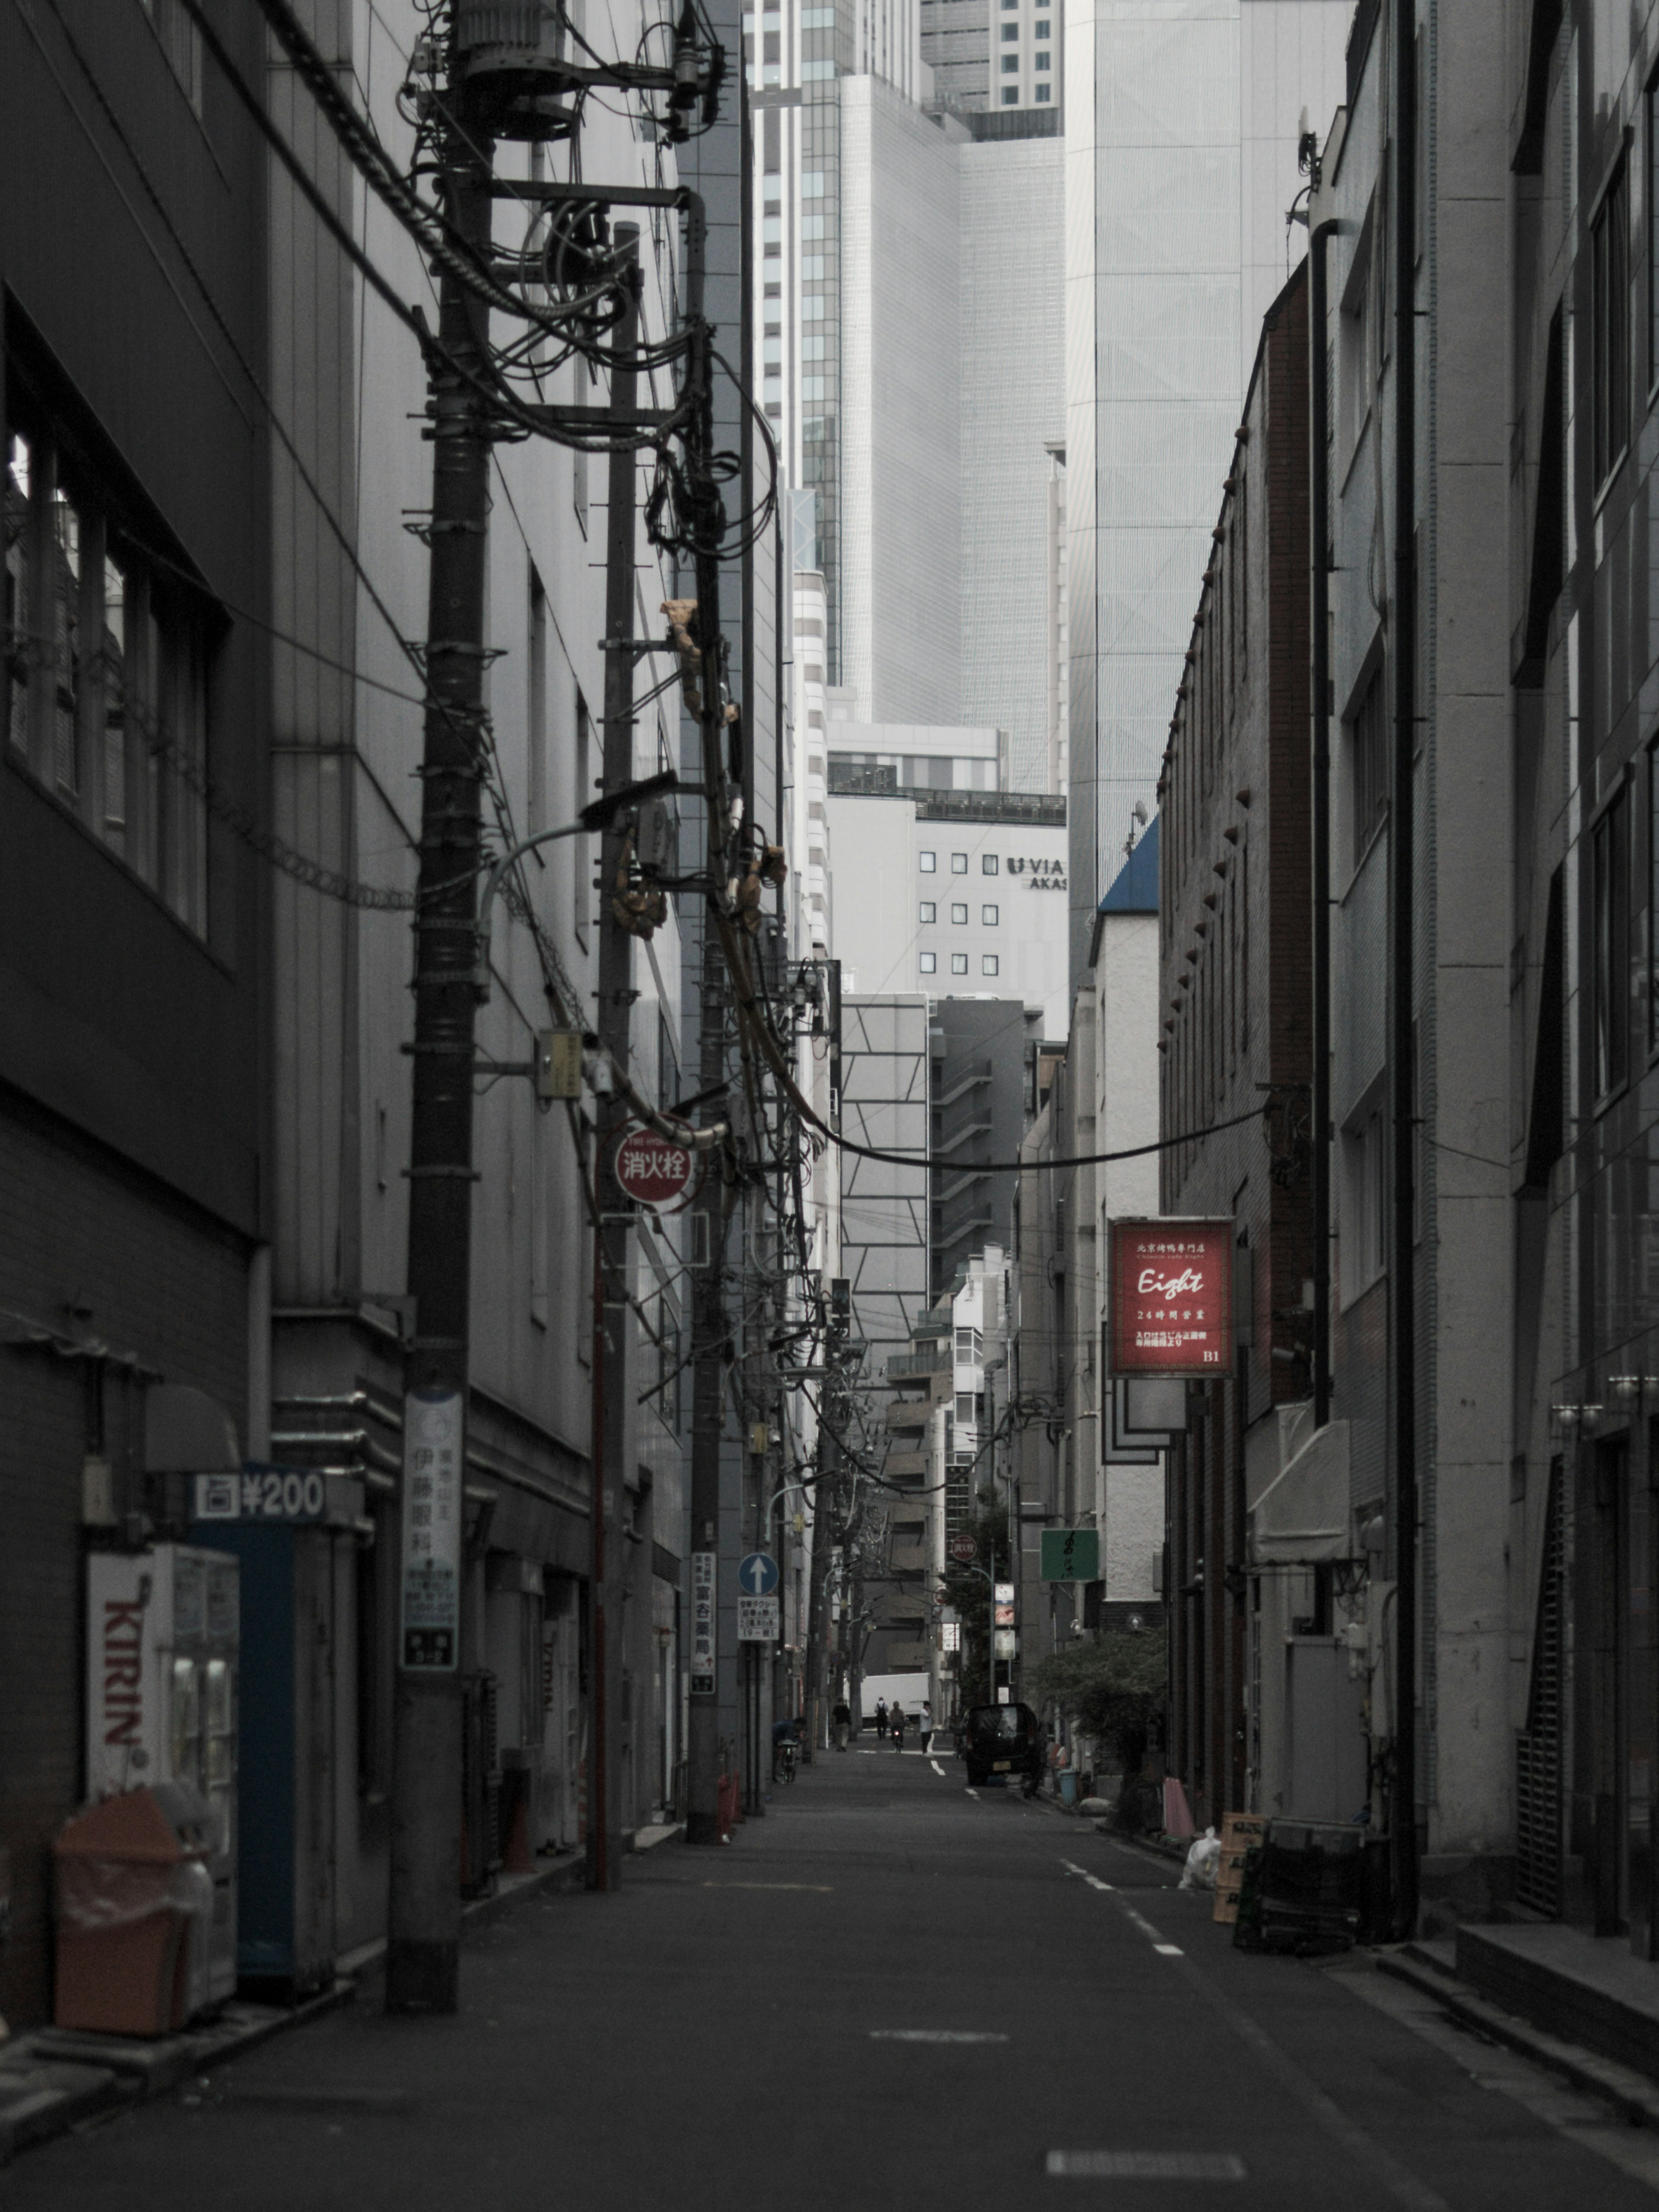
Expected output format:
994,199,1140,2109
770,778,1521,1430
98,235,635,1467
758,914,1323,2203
14,1744,1659,2209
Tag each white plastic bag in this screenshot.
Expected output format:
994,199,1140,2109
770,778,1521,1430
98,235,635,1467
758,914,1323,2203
1179,1825,1222,1891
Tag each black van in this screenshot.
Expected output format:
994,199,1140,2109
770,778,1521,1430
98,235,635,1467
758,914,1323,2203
960,1703,1043,1790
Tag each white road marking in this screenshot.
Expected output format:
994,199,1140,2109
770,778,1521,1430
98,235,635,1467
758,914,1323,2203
964,1787,979,1799
701,1882,833,1892
1060,1869,1449,2209
871,2030,1008,2044
1058,1858,1115,1893
1047,2152,1244,2180
930,1759,946,1776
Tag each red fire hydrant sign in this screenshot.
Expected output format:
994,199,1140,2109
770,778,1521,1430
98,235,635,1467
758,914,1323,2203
612,1125,695,1208
1107,1217,1233,1376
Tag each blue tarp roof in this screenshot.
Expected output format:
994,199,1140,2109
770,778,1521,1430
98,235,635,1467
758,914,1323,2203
1097,814,1158,915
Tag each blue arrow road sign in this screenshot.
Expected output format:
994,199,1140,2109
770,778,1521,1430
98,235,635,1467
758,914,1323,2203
739,1551,779,1596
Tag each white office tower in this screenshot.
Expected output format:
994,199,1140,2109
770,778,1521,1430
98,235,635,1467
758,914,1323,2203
754,10,1063,783
959,130,1065,793
1064,0,1351,970
840,82,963,726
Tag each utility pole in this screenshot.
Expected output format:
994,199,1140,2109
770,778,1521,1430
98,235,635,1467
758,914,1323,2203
587,238,642,1893
388,50,494,2018
1389,0,1421,1940
682,207,736,1842
686,922,729,1843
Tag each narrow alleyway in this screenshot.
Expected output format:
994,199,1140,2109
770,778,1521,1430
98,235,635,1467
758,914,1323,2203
12,1751,1659,2209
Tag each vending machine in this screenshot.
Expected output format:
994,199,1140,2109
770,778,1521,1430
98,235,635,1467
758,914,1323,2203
86,1544,240,2006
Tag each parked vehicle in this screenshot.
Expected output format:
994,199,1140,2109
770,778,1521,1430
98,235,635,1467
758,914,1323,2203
960,1703,1043,1790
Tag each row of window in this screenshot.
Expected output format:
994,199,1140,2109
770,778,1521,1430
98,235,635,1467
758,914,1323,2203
1589,743,1659,1105
4,416,210,937
920,849,1001,874
922,952,1001,976
1589,80,1659,498
921,902,999,925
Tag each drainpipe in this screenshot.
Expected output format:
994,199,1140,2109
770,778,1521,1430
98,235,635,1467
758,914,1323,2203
1309,219,1337,1435
1390,0,1421,1941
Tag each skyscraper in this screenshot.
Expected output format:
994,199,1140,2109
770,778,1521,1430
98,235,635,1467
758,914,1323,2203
1063,0,1350,970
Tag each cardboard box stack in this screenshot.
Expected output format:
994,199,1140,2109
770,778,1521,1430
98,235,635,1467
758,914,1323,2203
1213,1812,1268,1924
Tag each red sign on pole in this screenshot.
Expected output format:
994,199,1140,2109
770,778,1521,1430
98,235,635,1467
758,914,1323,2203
949,1532,978,1565
612,1126,696,1209
1107,1218,1233,1377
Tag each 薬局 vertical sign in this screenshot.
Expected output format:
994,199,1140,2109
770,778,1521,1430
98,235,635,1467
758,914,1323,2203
1107,1218,1233,1377
691,1551,716,1693
400,1386,463,1669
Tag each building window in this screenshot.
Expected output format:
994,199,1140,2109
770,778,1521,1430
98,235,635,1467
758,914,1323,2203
920,850,936,872
951,852,967,873
1349,665,1387,867
1339,244,1373,454
920,951,937,974
4,403,210,935
140,0,203,113
1000,54,1019,70
1034,80,1051,98
982,852,998,874
919,900,936,923
982,904,999,926
1034,51,1050,67
950,902,968,925
1593,783,1630,1100
950,953,969,975
982,954,999,976
1341,1106,1386,1298
1000,86,1017,102
1592,159,1630,489
1001,20,1018,35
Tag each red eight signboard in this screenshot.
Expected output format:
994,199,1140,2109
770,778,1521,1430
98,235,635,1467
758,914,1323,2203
613,1126,696,1208
1107,1217,1233,1377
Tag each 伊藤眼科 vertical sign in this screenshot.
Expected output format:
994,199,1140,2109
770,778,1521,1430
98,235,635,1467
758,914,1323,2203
1107,1218,1233,1377
691,1551,715,1693
400,1387,464,1669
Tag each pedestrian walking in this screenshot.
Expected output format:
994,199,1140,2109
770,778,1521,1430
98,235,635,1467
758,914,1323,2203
918,1700,933,1754
874,1697,889,1739
890,1704,906,1750
832,1698,852,1751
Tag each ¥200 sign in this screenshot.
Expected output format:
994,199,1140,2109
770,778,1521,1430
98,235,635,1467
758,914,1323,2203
1107,1217,1233,1377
